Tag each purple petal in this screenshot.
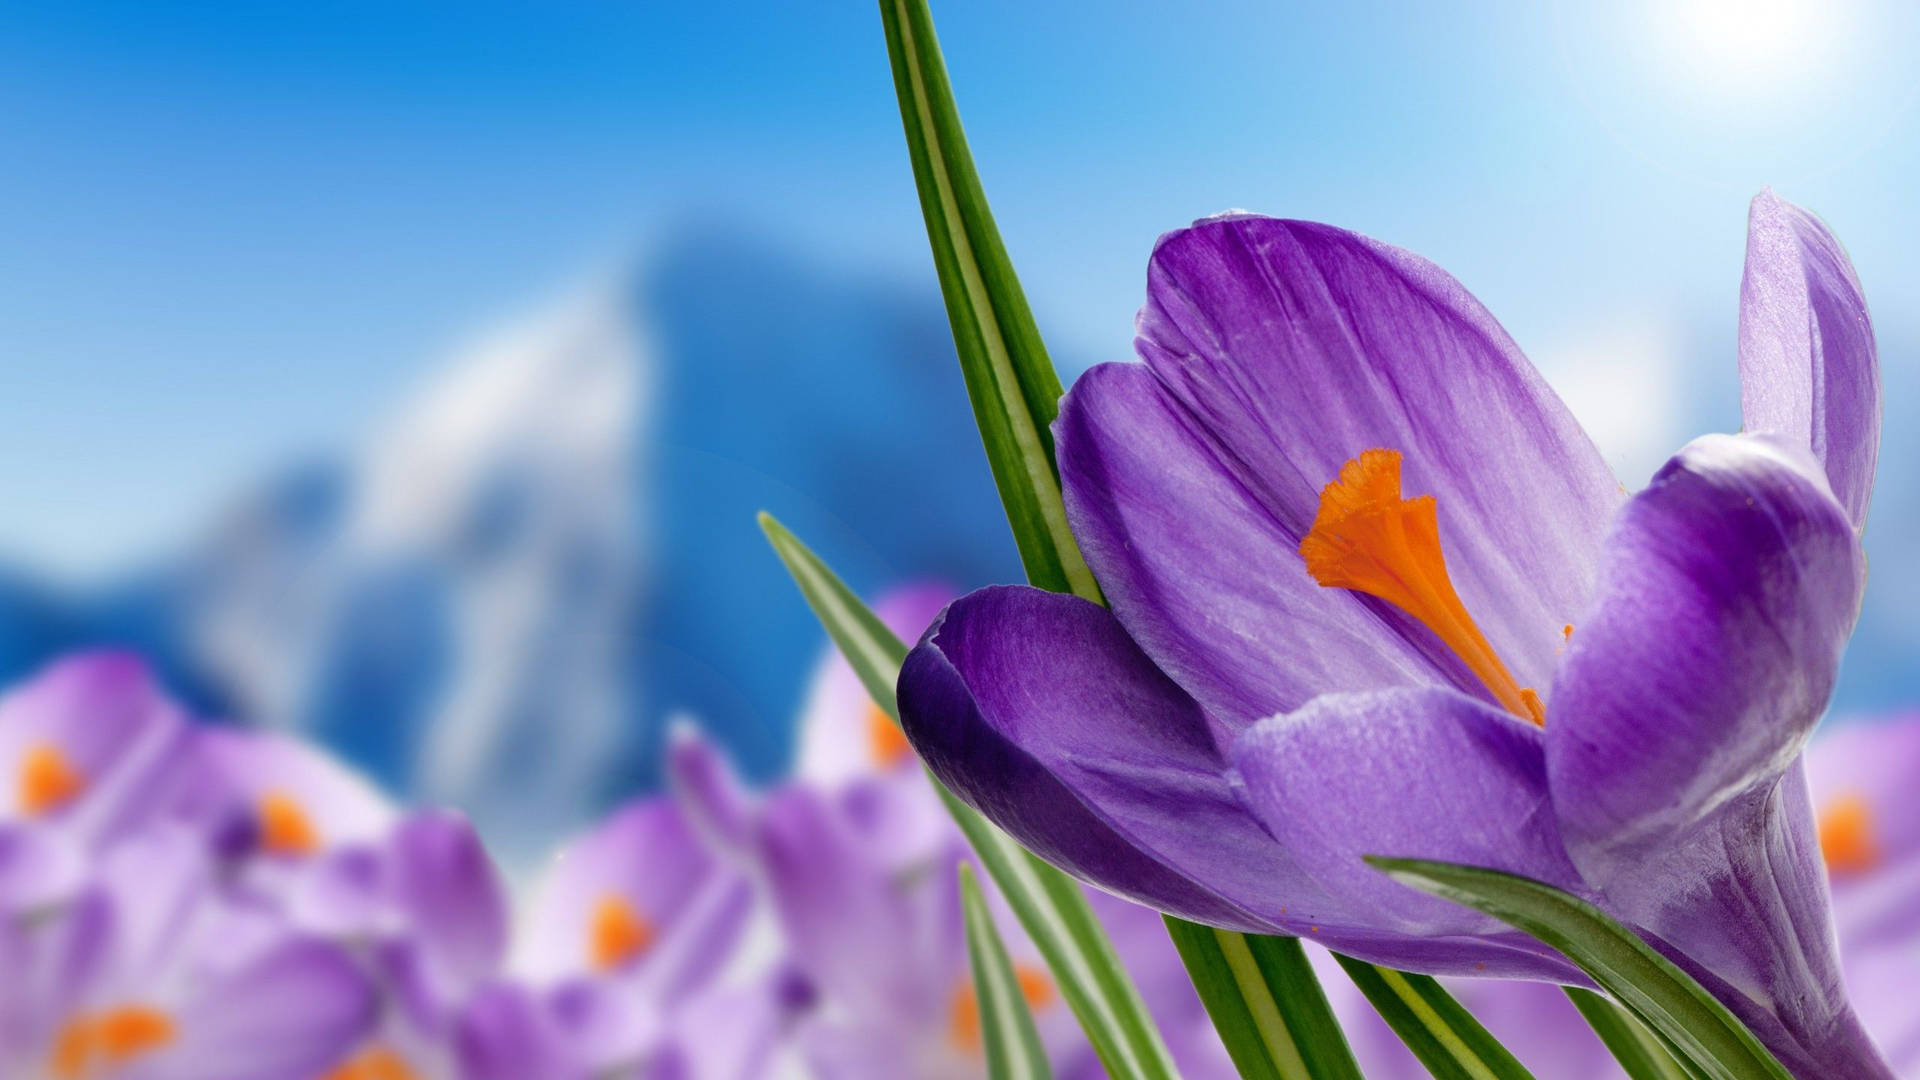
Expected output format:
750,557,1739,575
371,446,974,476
0,823,84,913
1083,213,1619,721
456,981,585,1080
898,585,1322,934
160,936,377,1080
1236,687,1582,936
1543,434,1879,1070
1232,688,1587,980
287,842,390,939
1739,190,1879,528
1548,433,1863,880
389,810,509,993
754,785,945,1021
663,723,755,857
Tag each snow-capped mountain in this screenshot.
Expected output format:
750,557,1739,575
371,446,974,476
72,226,1021,856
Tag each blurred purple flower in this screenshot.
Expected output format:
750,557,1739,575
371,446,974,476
669,583,1233,1079
0,824,375,1079
898,192,1886,1076
0,653,205,909
510,791,760,1076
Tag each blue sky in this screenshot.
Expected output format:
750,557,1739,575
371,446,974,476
2,0,1917,576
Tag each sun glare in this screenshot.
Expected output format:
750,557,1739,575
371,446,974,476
1662,0,1840,92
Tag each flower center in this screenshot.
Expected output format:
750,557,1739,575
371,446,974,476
19,742,86,817
49,1006,176,1078
866,703,913,769
257,791,322,856
322,1045,424,1080
589,893,656,972
1817,793,1878,877
947,964,1056,1054
1300,449,1545,726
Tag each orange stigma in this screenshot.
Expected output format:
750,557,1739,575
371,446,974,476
1818,793,1879,876
19,742,85,816
257,792,322,856
1300,449,1545,726
50,1006,177,1078
323,1046,424,1080
947,964,1056,1054
866,703,913,769
589,894,656,972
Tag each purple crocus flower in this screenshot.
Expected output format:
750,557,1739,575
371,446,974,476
0,823,375,1080
0,653,206,909
898,192,1886,1076
507,790,762,1077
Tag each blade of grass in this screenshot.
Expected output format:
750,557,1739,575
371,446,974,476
878,0,1099,602
1564,987,1704,1080
960,863,1055,1080
760,513,1177,1080
1367,858,1795,1080
1331,956,1535,1080
1163,920,1364,1080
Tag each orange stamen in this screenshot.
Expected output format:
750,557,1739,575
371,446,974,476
258,791,322,856
1818,793,1879,876
866,703,913,769
948,964,1056,1054
19,742,85,816
1300,449,1545,726
589,894,656,972
49,1006,176,1078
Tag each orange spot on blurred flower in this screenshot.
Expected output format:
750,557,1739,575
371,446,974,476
590,894,656,972
19,742,84,816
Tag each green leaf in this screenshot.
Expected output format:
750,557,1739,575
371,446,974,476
759,513,1179,1080
1564,987,1704,1080
876,0,1100,603
759,512,908,715
960,863,1055,1080
1163,920,1364,1080
1331,955,1535,1080
1366,858,1795,1080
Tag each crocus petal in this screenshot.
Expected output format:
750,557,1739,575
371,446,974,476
1548,433,1863,878
0,823,84,913
1237,687,1582,936
898,585,1325,934
754,785,943,1021
1105,213,1620,705
156,936,377,1080
1548,434,1881,1075
456,982,583,1080
287,843,390,939
389,810,509,994
1739,190,1879,528
664,722,755,857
